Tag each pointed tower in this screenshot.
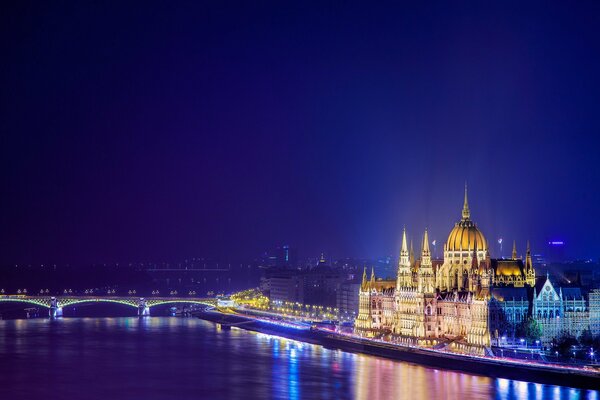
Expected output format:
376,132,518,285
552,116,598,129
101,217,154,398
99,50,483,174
422,229,431,264
512,241,517,260
361,266,368,291
525,240,536,286
400,227,409,266
370,267,376,288
462,182,470,220
409,239,415,269
397,227,413,288
418,229,434,293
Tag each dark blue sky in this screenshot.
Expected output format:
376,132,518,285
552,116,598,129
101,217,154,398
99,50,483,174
1,1,600,263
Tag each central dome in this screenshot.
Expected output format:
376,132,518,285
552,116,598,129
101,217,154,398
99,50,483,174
447,221,487,252
446,185,487,252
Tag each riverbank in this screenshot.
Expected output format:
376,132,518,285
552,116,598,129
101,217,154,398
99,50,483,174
198,309,600,390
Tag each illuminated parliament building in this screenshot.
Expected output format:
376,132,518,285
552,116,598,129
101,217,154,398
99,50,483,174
355,186,536,351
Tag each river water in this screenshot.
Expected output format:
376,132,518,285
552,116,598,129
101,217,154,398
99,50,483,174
0,317,597,400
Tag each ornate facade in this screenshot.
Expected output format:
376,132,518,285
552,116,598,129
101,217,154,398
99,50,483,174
355,186,536,351
533,274,588,343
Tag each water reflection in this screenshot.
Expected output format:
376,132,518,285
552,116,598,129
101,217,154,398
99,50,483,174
0,318,597,400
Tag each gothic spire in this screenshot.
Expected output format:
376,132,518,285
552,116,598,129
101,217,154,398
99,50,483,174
399,226,410,269
462,182,470,220
512,240,517,259
401,226,408,253
361,266,367,290
526,240,533,269
422,229,430,254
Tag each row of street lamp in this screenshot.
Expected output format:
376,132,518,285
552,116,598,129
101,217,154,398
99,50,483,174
1,289,205,297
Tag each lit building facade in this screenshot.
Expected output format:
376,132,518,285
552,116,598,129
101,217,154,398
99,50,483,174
590,289,600,336
533,275,588,343
355,186,536,351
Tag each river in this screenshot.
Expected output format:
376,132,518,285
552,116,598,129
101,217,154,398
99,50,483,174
0,317,597,399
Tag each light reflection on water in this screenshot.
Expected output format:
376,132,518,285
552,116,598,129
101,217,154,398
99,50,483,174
0,318,597,400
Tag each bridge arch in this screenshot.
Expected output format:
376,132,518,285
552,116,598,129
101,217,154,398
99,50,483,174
59,298,139,309
0,297,51,308
146,299,215,308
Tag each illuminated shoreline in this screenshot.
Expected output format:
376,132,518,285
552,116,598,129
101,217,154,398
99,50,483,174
199,309,600,390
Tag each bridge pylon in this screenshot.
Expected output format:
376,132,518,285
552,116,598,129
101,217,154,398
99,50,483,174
138,298,150,317
49,297,63,319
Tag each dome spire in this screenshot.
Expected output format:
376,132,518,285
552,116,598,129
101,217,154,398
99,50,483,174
462,182,470,220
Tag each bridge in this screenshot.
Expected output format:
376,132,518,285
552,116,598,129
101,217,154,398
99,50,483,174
0,295,218,318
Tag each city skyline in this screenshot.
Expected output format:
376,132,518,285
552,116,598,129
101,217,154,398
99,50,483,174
1,3,600,398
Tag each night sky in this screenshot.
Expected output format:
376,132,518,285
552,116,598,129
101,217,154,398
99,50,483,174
2,1,600,264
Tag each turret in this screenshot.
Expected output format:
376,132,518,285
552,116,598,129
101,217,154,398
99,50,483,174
361,266,368,291
397,227,413,288
370,267,376,288
418,229,434,293
525,241,536,286
399,227,410,267
422,229,431,261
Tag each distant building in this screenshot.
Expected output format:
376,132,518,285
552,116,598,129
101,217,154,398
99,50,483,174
336,281,361,316
588,289,600,336
265,269,304,303
302,267,343,308
533,274,588,343
262,245,298,268
261,263,345,307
